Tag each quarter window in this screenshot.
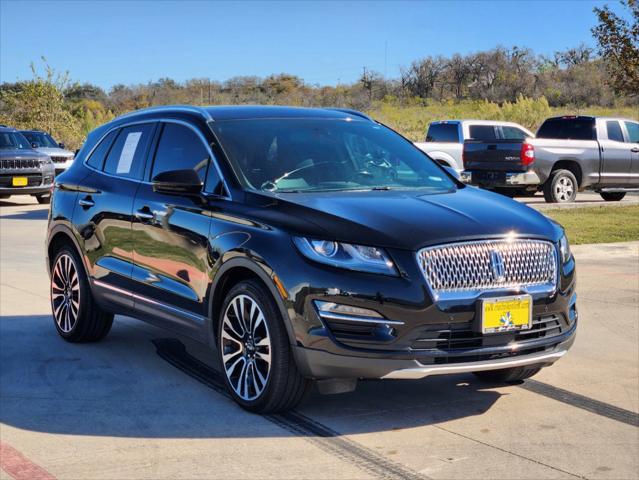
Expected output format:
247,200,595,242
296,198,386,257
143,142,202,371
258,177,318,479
103,124,155,179
606,121,624,142
87,130,118,170
152,123,210,183
624,122,639,143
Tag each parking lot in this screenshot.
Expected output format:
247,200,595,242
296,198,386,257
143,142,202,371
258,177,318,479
0,196,637,480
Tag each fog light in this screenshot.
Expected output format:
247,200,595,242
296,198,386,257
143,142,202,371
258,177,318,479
315,301,383,318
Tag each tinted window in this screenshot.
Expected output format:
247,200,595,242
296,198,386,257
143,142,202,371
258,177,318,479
103,124,154,179
21,132,58,148
624,121,639,143
537,118,596,140
468,125,497,140
606,121,624,142
211,118,455,194
0,132,31,150
502,126,529,140
425,123,459,142
152,123,209,182
87,130,118,169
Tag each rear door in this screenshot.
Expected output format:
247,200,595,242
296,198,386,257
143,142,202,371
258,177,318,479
131,121,216,334
600,120,632,185
74,123,157,310
622,121,639,186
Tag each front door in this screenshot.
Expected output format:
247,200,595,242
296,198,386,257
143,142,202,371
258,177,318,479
623,121,639,186
131,121,216,334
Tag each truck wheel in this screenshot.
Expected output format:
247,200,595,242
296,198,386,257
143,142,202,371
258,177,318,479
600,192,626,202
543,169,577,203
473,366,542,383
218,280,313,413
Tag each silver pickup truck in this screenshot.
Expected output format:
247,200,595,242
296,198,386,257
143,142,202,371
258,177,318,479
414,120,534,171
462,116,639,203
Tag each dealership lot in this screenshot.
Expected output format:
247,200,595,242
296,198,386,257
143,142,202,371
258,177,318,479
0,197,637,480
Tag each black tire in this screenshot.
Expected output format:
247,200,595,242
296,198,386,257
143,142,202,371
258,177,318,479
50,246,113,342
600,191,626,202
35,194,51,205
217,279,313,413
473,366,542,384
543,169,577,203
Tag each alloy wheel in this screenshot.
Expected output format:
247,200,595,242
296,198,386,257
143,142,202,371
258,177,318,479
221,294,272,401
51,253,80,333
554,176,574,202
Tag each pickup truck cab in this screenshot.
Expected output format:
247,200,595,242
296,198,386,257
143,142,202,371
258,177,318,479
463,116,639,203
415,120,534,171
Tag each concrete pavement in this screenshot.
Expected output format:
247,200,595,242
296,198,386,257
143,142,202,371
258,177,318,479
1,196,638,480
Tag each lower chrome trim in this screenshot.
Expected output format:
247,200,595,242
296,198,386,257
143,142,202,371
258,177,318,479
318,311,405,326
92,279,206,323
381,349,566,379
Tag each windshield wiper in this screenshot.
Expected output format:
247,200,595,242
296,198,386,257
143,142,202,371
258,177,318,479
370,186,393,191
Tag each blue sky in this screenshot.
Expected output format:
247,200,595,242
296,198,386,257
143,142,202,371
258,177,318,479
1,0,611,90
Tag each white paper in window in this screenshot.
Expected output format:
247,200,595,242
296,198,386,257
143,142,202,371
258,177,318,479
116,132,142,174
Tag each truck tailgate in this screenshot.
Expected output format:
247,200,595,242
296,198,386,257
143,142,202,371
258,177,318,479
463,140,527,172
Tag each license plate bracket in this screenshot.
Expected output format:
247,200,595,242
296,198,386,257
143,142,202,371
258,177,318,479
480,294,532,334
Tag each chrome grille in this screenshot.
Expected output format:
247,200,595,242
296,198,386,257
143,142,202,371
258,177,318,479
417,239,557,295
50,156,69,163
0,158,41,170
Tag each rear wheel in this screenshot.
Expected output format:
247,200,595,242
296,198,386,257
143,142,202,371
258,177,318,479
600,191,626,201
543,169,577,203
473,366,542,383
50,246,113,342
218,280,312,413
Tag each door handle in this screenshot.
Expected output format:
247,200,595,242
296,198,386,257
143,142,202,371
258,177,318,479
135,207,154,221
631,147,639,153
78,196,94,208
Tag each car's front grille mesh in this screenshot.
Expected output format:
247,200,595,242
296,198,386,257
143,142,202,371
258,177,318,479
0,158,41,169
417,239,557,294
50,156,68,163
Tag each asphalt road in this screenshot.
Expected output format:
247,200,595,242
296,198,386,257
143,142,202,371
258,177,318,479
1,196,638,480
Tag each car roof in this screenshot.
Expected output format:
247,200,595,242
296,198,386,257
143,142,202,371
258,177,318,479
115,105,367,123
0,125,18,133
19,129,47,134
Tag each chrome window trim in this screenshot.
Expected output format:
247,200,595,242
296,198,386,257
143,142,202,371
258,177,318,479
82,118,231,199
416,238,559,303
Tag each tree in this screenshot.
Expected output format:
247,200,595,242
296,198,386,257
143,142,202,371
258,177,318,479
592,0,639,96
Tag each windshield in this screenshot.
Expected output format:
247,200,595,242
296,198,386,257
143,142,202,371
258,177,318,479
21,131,59,148
211,118,456,193
0,132,32,150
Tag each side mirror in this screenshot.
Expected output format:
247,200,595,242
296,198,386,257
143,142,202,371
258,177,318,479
152,169,203,195
58,142,65,149
31,142,40,149
442,165,461,181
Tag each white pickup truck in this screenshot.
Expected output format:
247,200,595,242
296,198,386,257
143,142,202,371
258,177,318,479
414,120,534,171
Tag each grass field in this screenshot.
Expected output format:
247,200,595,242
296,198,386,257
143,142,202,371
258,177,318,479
545,205,639,245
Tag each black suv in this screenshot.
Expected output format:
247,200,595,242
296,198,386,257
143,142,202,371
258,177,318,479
0,125,54,203
46,106,577,413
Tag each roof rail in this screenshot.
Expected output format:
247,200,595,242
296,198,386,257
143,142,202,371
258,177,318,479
116,105,213,122
325,108,374,122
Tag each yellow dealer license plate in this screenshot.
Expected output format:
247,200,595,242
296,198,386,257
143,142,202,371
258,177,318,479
12,176,28,187
481,295,532,334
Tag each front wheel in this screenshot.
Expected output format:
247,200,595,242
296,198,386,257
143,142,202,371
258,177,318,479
218,280,313,413
600,192,626,201
543,169,577,203
473,366,542,383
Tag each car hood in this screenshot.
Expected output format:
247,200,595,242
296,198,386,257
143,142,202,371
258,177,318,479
249,186,561,251
36,147,73,157
0,149,50,160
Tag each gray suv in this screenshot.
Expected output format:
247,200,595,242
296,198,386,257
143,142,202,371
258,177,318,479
0,126,55,204
20,130,75,175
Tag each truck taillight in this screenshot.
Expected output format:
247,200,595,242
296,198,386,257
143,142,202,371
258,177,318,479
520,143,535,166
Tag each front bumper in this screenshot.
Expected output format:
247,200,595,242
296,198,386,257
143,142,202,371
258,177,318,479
0,170,54,195
463,170,541,186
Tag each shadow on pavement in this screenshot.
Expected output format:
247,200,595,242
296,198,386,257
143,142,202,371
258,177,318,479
0,208,49,220
0,314,502,439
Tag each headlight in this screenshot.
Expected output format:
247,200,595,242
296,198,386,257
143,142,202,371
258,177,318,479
293,237,397,275
559,234,571,264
